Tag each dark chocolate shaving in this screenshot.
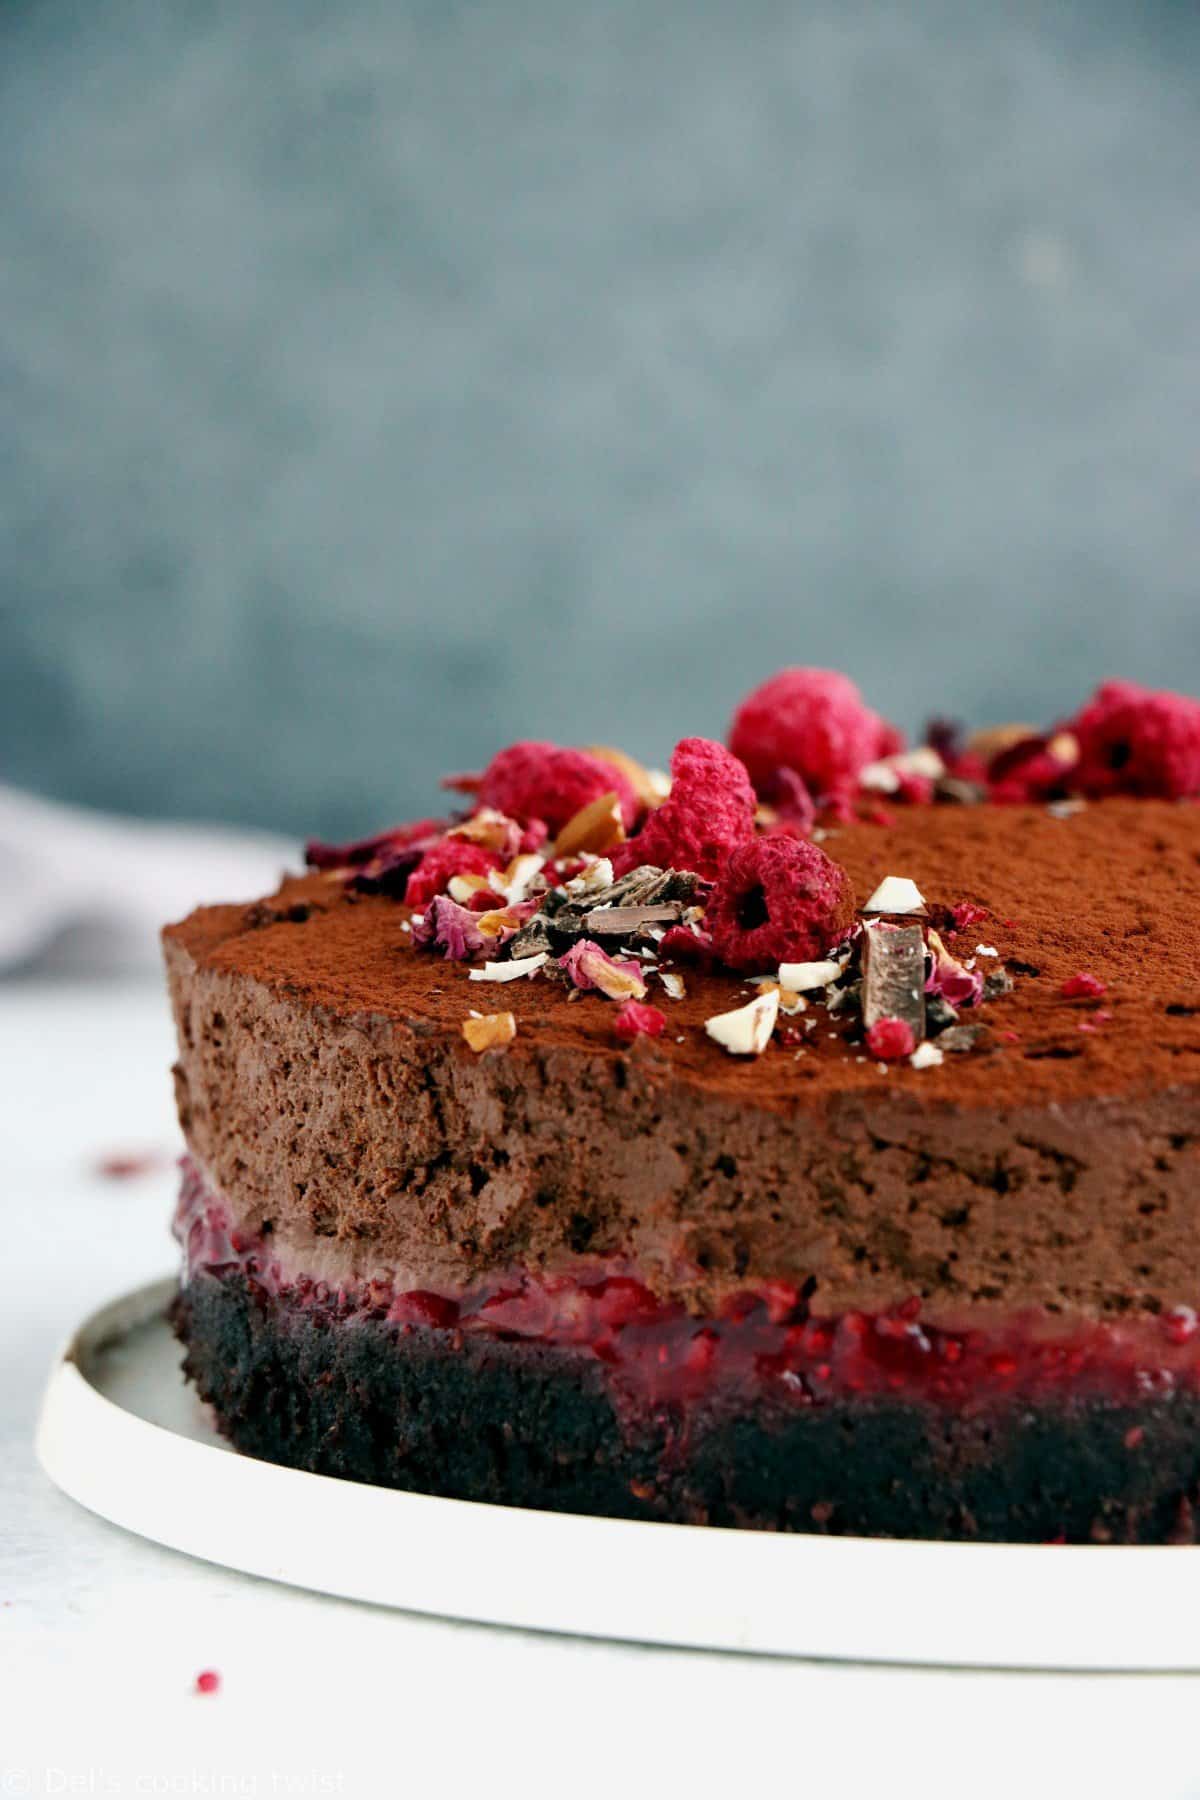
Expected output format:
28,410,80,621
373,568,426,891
934,777,987,806
925,993,960,1037
503,866,699,958
937,1023,986,1053
569,904,683,938
861,921,927,1041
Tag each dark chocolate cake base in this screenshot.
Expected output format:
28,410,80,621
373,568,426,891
174,1270,1200,1544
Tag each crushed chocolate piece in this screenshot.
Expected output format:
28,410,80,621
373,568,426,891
574,904,684,938
934,775,988,805
502,913,557,959
924,993,960,1037
861,921,926,1040
983,966,1015,1001
937,1023,986,1053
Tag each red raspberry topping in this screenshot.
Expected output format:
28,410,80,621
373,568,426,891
1061,972,1106,999
866,1017,916,1061
986,734,1075,804
658,923,714,964
613,1000,668,1040
610,738,756,882
729,668,900,799
705,835,857,972
948,901,990,931
194,1670,221,1696
477,742,639,832
405,839,501,908
1067,681,1200,800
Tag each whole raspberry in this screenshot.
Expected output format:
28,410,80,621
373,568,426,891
477,742,639,833
405,839,501,908
866,1018,916,1061
1067,681,1200,800
705,835,857,972
729,668,900,799
610,738,756,882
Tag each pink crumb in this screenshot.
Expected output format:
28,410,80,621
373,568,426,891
865,1017,916,1061
194,1670,220,1696
1061,972,1107,1000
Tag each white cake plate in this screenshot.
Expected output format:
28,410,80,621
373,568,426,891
36,1277,1200,1669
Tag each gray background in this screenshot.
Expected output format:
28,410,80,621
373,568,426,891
2,0,1198,839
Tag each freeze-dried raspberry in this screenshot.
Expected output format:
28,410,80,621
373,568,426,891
613,1000,667,1040
477,742,639,832
405,839,501,908
1061,971,1106,999
1067,681,1200,800
610,738,756,882
986,734,1076,804
705,835,856,973
729,668,899,799
657,923,716,966
866,1017,916,1061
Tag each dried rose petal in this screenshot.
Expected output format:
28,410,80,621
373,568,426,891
305,818,445,871
411,895,489,961
557,939,647,1000
925,930,984,1009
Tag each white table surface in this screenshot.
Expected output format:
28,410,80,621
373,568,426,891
5,978,1200,1799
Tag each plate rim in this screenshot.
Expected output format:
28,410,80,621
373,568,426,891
34,1276,1200,1670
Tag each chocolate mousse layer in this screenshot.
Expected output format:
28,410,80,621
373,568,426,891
164,801,1200,1323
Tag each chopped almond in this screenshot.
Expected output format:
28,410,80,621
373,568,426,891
447,872,494,904
553,791,626,859
462,1011,517,1052
966,723,1039,762
585,745,666,811
474,907,523,939
448,807,516,852
704,990,779,1057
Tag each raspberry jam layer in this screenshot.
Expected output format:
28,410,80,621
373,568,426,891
176,1158,1200,1413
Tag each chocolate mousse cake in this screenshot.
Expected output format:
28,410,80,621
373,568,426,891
165,672,1200,1542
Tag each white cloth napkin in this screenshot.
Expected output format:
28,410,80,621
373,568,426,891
0,784,295,974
